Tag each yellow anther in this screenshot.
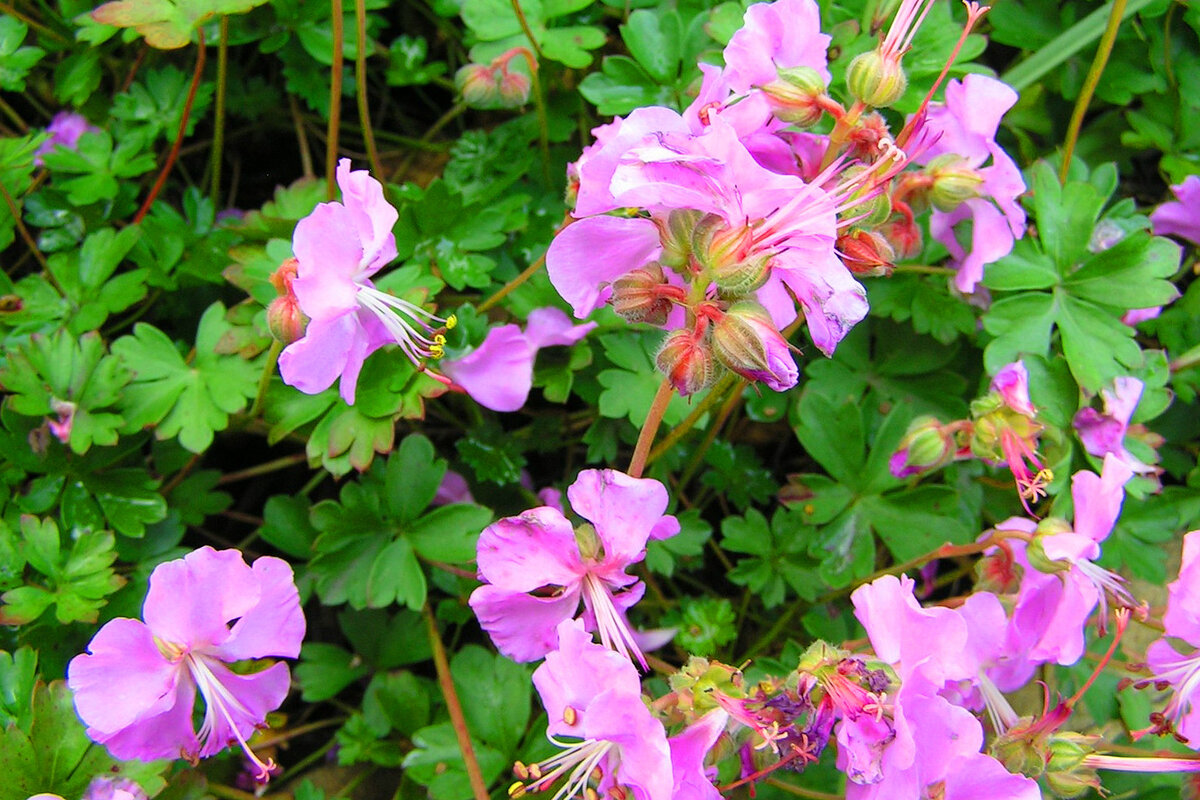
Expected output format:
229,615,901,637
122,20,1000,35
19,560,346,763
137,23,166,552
528,764,543,780
430,345,445,358
563,706,578,726
509,782,527,798
585,789,600,800
1035,468,1054,482
445,314,458,329
513,761,530,780
434,333,447,345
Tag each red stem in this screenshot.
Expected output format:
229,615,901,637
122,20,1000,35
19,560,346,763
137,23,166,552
133,30,206,224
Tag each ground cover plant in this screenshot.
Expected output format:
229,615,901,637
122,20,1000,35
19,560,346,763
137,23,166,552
2,0,1200,798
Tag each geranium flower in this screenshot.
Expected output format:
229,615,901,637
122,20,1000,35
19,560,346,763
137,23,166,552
34,111,99,165
668,710,729,800
915,74,1027,292
278,159,453,404
469,469,679,666
1073,376,1156,475
67,547,305,778
512,620,672,800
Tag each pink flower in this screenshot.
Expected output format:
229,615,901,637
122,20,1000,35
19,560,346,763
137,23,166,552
440,308,596,412
278,159,453,404
517,620,672,800
67,547,305,777
469,469,679,667
1073,377,1155,475
35,111,99,165
1141,530,1200,745
990,361,1036,417
720,0,831,92
1150,175,1200,246
669,710,728,800
916,75,1027,292
1003,455,1136,667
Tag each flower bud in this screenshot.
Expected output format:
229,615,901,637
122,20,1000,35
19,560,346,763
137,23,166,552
497,69,532,107
455,63,500,107
657,329,718,396
267,258,309,345
838,229,895,277
658,209,702,270
1044,734,1101,799
710,301,798,392
846,50,908,108
611,263,674,326
691,214,753,273
889,416,956,478
925,153,985,211
1025,518,1074,575
990,721,1048,779
713,255,771,296
840,167,893,226
879,217,923,259
761,66,827,127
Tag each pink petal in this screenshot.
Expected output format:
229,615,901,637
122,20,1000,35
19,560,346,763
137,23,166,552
851,575,973,683
524,307,597,349
143,547,259,650
68,618,182,735
91,674,199,762
1151,176,1200,245
585,690,673,800
193,659,292,758
669,710,728,800
211,556,305,662
771,248,869,356
532,620,642,734
475,507,585,591
566,470,677,566
292,203,368,320
722,0,831,91
469,584,581,663
334,158,398,273
547,216,662,318
1070,454,1133,543
441,325,535,412
573,107,692,217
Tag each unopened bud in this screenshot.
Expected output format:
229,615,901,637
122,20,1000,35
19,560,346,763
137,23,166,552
1025,518,1073,575
761,66,827,127
925,153,984,211
611,262,674,326
838,229,895,277
889,416,955,478
574,523,601,560
497,69,532,107
710,301,798,393
846,50,908,108
713,254,771,296
656,329,718,396
659,209,702,270
879,217,923,259
840,167,893,226
267,295,308,345
692,214,753,273
990,722,1048,780
1044,734,1101,798
455,63,500,107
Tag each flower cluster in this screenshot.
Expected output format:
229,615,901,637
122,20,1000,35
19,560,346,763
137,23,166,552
546,0,1021,396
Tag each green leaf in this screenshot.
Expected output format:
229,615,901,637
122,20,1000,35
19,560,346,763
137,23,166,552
363,671,432,736
403,723,507,800
621,9,681,84
1063,232,1181,309
114,303,260,453
0,18,44,92
40,131,156,207
407,504,493,564
580,56,676,116
450,645,531,755
981,237,1059,291
667,597,736,657
366,538,426,610
389,434,446,523
0,647,37,730
295,643,370,702
791,391,865,487
91,0,272,49
721,508,821,608
260,495,319,558
456,423,527,484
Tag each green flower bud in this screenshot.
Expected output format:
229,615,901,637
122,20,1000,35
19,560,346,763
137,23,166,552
761,66,828,127
990,721,1048,779
925,153,985,211
692,214,754,273
1025,518,1074,575
611,262,674,326
713,255,772,296
456,63,500,107
496,70,532,107
847,50,908,108
1044,734,1101,798
659,209,703,270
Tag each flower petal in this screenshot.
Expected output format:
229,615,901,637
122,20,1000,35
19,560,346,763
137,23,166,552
211,556,305,661
475,507,585,591
292,202,368,319
469,584,581,663
143,547,259,649
68,618,181,735
192,659,292,758
566,470,675,566
441,325,535,412
547,217,662,318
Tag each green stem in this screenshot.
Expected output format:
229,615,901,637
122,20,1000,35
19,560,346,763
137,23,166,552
133,29,206,224
326,0,345,200
1059,0,1128,183
0,94,27,132
423,604,490,800
628,378,675,479
676,378,743,489
1169,342,1200,374
218,452,308,485
249,339,283,419
0,179,48,274
290,93,315,179
892,264,955,275
353,0,382,177
646,373,741,465
209,17,228,206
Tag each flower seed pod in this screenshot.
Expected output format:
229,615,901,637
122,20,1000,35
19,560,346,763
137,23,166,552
659,209,703,270
611,263,674,326
710,301,798,392
713,254,772,296
925,153,984,211
847,50,908,108
656,329,718,396
838,229,896,277
761,66,828,127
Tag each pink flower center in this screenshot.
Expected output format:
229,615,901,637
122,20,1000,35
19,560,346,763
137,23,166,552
184,653,277,780
580,572,646,670
354,285,456,365
509,737,618,800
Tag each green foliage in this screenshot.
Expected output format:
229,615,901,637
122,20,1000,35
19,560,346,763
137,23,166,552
461,0,606,68
112,303,259,452
982,163,1181,392
0,19,45,92
721,508,821,609
39,131,156,207
668,596,737,656
91,0,272,48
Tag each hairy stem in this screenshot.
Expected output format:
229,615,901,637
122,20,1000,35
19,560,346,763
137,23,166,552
628,378,675,479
